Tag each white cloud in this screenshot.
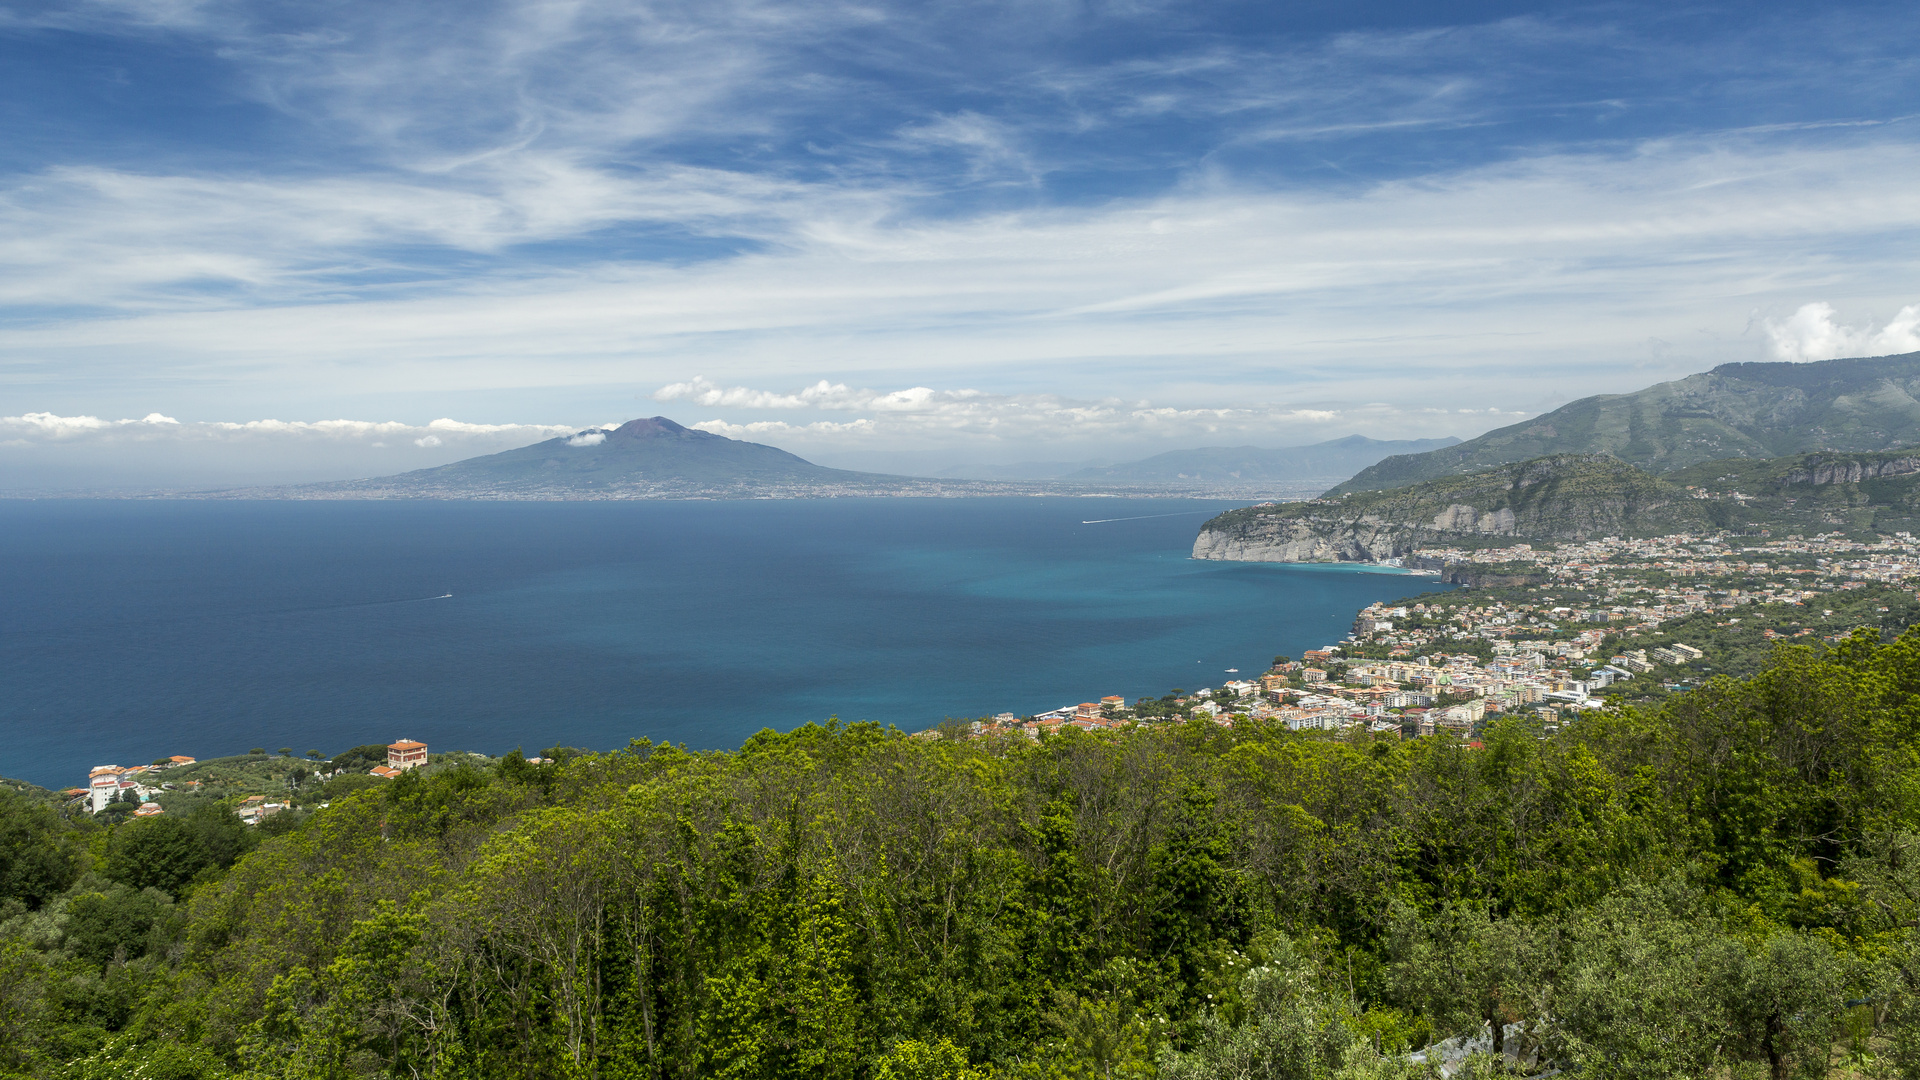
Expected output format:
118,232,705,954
9,136,1920,427
668,378,1462,448
0,410,593,490
655,376,986,412
566,431,607,446
1764,302,1920,362
12,0,1920,484
895,112,1038,184
2,411,182,438
0,412,575,446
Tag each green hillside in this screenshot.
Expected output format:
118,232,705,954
1334,351,1920,494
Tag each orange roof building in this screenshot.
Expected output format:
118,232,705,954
386,739,428,771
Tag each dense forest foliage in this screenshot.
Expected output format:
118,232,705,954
10,631,1920,1078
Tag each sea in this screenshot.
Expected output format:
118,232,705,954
0,498,1448,790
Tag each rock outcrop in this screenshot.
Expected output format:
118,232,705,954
1190,519,1410,563
1785,454,1920,485
1193,454,1712,564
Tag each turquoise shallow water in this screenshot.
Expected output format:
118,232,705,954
0,498,1443,789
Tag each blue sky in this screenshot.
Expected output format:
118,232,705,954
3,0,1920,484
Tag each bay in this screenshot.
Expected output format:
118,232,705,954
0,498,1442,789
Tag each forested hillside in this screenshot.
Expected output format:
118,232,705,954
9,633,1920,1078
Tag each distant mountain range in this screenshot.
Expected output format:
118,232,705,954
1333,351,1920,495
216,418,1457,500
1065,435,1460,487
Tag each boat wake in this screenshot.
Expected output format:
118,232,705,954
1081,510,1216,524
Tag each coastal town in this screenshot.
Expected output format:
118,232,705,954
963,528,1920,742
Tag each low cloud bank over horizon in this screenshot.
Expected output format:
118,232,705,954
0,413,588,491
0,394,1521,490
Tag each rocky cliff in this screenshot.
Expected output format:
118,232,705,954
1194,454,1713,564
1783,453,1920,485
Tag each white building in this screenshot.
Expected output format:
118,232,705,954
88,767,123,813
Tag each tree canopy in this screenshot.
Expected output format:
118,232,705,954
8,632,1920,1077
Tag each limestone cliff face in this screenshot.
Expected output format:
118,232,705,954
1193,454,1710,564
1786,455,1920,485
1189,517,1413,562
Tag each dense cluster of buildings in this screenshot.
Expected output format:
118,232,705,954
1358,531,1919,657
78,756,197,813
963,531,1920,743
961,644,1631,741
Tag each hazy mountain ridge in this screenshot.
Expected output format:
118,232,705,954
1194,454,1717,563
1333,351,1920,495
248,417,1053,499
197,417,1439,500
1068,434,1461,486
292,416,900,496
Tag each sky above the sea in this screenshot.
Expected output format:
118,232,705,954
4,0,1920,485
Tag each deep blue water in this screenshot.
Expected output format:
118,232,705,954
0,499,1442,789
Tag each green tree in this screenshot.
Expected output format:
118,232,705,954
105,805,256,897
1384,901,1542,1059
1722,931,1847,1080
1148,785,1250,999
65,886,174,966
107,817,212,895
0,788,78,908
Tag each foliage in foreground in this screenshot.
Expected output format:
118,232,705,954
11,631,1920,1077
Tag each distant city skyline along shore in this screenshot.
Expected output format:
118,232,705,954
0,497,1433,789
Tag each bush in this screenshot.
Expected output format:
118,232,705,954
59,1032,230,1080
328,744,390,773
317,773,382,802
874,1038,990,1080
